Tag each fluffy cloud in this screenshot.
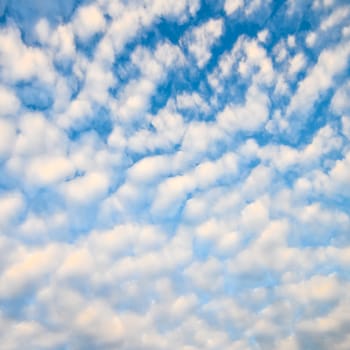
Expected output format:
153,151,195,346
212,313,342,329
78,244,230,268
1,0,349,349
0,118,16,158
0,86,20,117
287,36,350,118
224,0,244,15
0,191,25,228
61,171,110,204
73,4,106,41
0,25,55,84
183,18,223,68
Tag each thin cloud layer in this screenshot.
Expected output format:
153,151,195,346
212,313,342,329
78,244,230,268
0,0,349,349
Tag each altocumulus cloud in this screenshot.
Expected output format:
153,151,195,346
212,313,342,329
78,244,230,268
0,0,350,349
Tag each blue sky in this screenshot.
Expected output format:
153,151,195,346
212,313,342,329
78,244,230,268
0,0,350,349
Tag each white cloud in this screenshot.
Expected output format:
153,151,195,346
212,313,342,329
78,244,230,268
343,25,350,38
0,86,20,117
245,0,269,16
240,196,270,234
313,0,335,10
225,0,270,17
217,85,270,133
0,1,349,348
184,257,224,292
57,98,92,129
341,116,350,139
115,42,184,122
184,19,223,68
176,92,210,114
58,246,94,279
241,164,272,201
258,124,343,172
228,220,292,276
0,244,64,298
258,29,269,43
14,112,68,156
18,211,67,240
61,171,110,204
224,0,244,15
51,24,76,60
150,0,200,21
26,155,75,186
0,118,16,159
285,35,295,48
287,37,350,117
151,152,237,214
167,294,198,320
74,300,125,345
331,81,350,115
0,25,55,84
127,154,172,184
128,106,185,153
181,121,225,154
73,4,106,41
35,18,51,44
306,151,350,198
0,316,65,350
209,35,275,96
320,5,350,31
296,299,350,350
305,31,317,47
328,151,350,192
288,52,306,76
0,191,25,228
278,274,343,305
81,62,115,105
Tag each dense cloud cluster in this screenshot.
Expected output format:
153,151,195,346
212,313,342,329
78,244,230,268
0,0,349,349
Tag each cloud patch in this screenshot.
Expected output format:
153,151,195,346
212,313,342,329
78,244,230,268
0,0,349,349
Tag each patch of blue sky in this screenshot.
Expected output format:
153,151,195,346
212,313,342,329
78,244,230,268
75,32,105,59
67,106,113,141
15,81,54,111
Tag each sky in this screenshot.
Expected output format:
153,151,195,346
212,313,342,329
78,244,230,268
0,0,350,349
